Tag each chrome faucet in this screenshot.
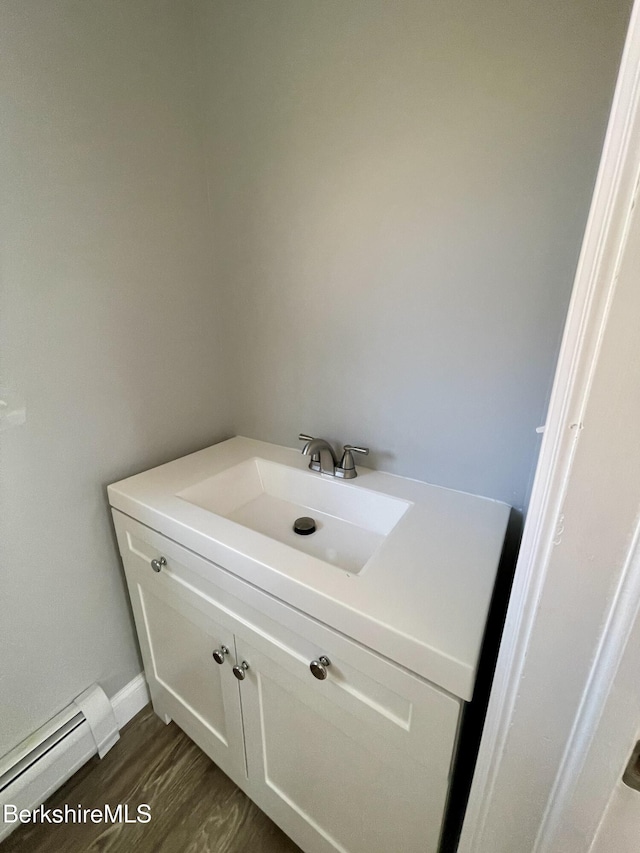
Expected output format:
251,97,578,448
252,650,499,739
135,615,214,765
299,434,369,479
299,435,338,475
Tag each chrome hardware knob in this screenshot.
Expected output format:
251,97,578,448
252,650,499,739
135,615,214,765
310,656,331,680
232,661,250,680
150,556,167,573
212,646,229,664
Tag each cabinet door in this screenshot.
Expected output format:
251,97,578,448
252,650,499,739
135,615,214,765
235,626,459,853
114,517,247,788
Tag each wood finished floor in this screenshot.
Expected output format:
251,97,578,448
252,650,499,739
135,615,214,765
2,705,301,853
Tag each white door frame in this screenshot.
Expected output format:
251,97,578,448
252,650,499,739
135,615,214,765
458,1,640,850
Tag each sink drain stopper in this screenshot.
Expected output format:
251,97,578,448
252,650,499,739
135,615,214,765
293,516,316,535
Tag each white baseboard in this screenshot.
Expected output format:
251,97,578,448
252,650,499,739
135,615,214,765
110,673,150,731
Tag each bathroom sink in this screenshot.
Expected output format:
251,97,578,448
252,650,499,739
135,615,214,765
109,436,512,697
177,457,411,574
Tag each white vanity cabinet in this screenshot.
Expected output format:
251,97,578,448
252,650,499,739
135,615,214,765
112,510,462,853
235,627,459,853
113,514,247,786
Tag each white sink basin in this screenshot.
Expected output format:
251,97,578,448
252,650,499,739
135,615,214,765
109,436,512,698
177,457,411,574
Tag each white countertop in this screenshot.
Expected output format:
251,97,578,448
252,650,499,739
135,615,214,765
108,437,510,701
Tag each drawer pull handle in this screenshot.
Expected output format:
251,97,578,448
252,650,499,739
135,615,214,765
212,646,229,665
232,661,250,680
310,656,331,680
150,556,167,573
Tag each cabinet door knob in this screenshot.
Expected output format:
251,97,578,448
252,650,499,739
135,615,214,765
150,556,167,573
212,646,229,664
310,656,331,680
232,661,250,680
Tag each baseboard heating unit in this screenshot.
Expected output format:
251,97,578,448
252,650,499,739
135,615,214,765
0,684,119,842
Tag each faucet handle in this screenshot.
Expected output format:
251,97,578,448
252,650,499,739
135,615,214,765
343,445,369,456
336,445,369,479
299,433,315,443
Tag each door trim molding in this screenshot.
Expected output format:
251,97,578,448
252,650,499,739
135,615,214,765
536,516,640,851
458,2,640,849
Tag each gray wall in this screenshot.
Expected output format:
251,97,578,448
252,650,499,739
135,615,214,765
197,0,628,510
0,0,629,759
0,1,232,755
